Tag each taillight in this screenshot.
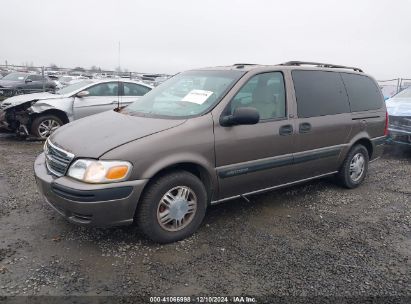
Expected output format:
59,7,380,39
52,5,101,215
384,111,389,136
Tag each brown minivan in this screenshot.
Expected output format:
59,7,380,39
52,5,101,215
34,62,387,243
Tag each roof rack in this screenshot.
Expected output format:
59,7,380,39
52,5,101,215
233,63,258,66
233,63,258,69
279,61,363,73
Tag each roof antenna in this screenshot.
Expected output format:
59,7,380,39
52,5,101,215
117,41,121,111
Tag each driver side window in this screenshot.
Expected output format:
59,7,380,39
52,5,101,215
230,72,286,120
87,82,119,96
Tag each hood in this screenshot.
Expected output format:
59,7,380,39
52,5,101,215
0,80,23,88
0,92,65,109
49,110,186,158
386,98,411,117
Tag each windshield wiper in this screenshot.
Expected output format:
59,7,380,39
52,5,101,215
121,108,146,117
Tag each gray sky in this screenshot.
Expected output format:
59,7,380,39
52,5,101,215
1,0,410,79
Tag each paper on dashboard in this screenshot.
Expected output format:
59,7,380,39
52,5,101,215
182,90,214,105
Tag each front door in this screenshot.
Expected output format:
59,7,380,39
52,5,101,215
214,72,296,199
73,82,120,119
25,75,44,93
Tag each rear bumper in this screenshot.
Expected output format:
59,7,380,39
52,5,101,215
34,153,149,227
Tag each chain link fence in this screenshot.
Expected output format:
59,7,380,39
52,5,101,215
378,78,411,99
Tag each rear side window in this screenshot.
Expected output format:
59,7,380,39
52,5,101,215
292,70,350,118
340,73,383,112
87,82,119,96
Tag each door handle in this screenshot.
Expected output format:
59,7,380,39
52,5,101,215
279,124,293,136
299,122,312,133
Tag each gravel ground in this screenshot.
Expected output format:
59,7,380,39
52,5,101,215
0,133,410,303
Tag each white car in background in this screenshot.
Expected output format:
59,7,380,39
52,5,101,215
58,75,88,87
386,87,411,146
0,79,152,138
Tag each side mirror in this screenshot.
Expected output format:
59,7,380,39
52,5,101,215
221,107,260,126
76,90,89,98
25,79,32,83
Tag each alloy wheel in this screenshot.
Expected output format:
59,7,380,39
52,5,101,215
37,119,61,138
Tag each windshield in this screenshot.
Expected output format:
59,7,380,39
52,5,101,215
2,73,27,81
57,80,93,95
393,87,411,99
124,70,244,118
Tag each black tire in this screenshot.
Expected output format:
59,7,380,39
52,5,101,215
30,115,63,139
136,171,207,243
337,144,369,189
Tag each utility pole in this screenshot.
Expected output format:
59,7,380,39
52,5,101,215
118,41,121,75
42,67,46,92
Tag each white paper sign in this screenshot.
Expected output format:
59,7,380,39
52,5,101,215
182,90,214,105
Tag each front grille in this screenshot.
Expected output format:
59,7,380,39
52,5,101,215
388,116,411,131
45,139,74,177
0,89,14,97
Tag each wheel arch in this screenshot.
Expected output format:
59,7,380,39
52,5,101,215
352,138,373,159
338,133,373,168
141,161,217,204
30,109,70,125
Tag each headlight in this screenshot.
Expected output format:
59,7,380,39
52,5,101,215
67,159,132,183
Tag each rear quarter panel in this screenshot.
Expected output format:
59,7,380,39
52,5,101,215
341,74,386,161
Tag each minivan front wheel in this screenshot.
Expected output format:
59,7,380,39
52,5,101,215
136,171,207,243
337,144,369,188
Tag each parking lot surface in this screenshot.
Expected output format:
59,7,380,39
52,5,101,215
0,134,410,301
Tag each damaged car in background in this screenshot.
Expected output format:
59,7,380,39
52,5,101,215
386,87,411,146
0,79,152,139
0,72,56,97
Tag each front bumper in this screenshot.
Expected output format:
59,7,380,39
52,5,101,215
387,128,411,146
0,88,14,97
34,153,148,227
0,110,8,128
0,108,14,131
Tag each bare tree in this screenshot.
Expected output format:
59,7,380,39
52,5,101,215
90,65,101,72
73,66,85,72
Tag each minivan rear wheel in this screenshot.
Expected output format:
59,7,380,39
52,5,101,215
136,171,207,243
337,144,369,189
